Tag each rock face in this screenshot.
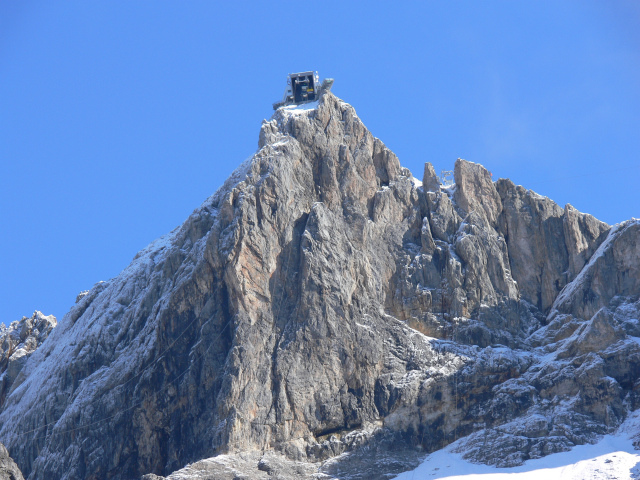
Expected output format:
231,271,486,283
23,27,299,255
0,443,24,480
0,93,638,480
497,180,610,312
0,312,56,409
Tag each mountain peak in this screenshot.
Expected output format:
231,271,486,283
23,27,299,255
1,93,638,480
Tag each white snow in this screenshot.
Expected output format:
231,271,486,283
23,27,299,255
356,322,373,332
394,411,640,480
281,101,319,114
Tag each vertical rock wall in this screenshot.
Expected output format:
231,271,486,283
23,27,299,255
0,93,637,480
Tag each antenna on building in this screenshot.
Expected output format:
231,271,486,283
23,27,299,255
440,170,454,187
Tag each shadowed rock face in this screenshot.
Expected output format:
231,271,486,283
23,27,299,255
0,93,638,480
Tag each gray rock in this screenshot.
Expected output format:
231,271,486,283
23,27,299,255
0,311,56,408
453,159,502,228
551,219,640,320
422,162,440,192
426,191,460,242
0,443,24,480
0,93,638,480
75,290,89,303
562,204,609,279
496,180,611,313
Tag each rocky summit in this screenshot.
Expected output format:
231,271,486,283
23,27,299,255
0,92,638,480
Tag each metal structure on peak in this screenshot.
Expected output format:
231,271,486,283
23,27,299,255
272,71,334,110
440,170,454,187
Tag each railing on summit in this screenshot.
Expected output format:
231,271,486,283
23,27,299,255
440,170,454,187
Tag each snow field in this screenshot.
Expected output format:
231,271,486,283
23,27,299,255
394,412,640,480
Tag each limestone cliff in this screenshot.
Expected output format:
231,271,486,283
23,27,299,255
0,93,638,480
0,443,24,480
0,312,56,410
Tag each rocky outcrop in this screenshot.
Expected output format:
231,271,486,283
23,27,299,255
456,295,640,467
450,220,640,468
0,443,24,480
563,204,610,279
496,180,610,312
0,93,637,480
551,220,640,320
422,162,440,193
0,312,56,408
453,159,502,228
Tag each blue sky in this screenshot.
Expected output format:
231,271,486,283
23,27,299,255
1,1,639,323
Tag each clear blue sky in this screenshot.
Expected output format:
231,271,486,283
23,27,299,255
1,1,639,323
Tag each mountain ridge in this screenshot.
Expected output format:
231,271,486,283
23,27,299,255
1,92,638,480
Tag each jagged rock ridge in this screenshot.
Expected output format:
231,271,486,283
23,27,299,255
0,94,638,480
0,312,56,410
0,442,24,480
